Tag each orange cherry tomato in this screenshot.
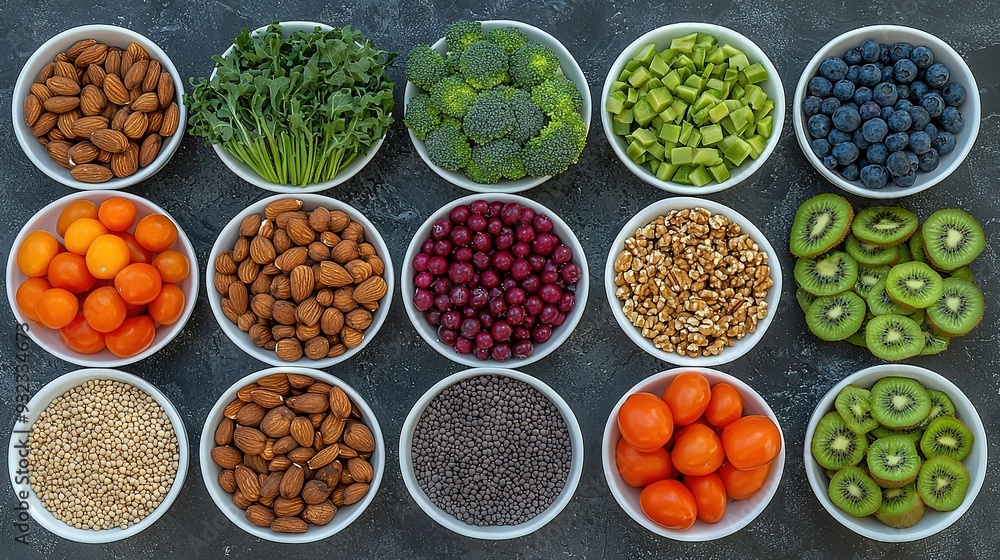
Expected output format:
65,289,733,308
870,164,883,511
97,197,137,232
86,234,131,279
56,199,99,238
105,315,156,358
126,303,147,317
119,231,154,264
639,479,697,530
616,438,673,488
662,372,711,426
82,286,127,333
47,252,96,294
59,313,106,354
721,415,782,470
151,249,190,283
64,218,108,255
717,462,771,500
148,284,185,326
671,423,725,476
618,392,674,453
114,263,162,305
134,214,178,253
683,473,727,524
15,278,52,321
35,288,79,329
704,383,744,429
17,230,61,277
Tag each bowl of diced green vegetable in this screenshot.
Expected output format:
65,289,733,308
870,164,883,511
602,23,784,194
187,21,396,193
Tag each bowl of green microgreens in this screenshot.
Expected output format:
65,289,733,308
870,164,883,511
186,21,396,193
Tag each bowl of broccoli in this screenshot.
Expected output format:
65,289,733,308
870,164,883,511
403,20,592,193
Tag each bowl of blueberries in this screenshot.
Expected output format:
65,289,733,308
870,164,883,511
793,25,980,198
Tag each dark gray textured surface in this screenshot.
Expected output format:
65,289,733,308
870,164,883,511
2,1,999,558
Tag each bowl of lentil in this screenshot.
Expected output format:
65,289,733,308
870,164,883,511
398,367,584,539
7,368,188,543
604,197,782,366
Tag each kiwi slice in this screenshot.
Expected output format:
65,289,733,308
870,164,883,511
854,265,889,300
845,233,899,266
789,193,854,258
795,252,859,296
948,266,974,282
829,466,882,517
885,262,944,309
868,435,922,487
894,242,913,264
796,287,817,312
926,278,984,337
835,385,879,434
876,483,925,529
866,278,915,316
919,325,950,356
806,292,866,341
846,318,869,347
921,209,985,271
916,455,970,512
866,314,926,361
920,416,974,462
870,425,924,444
923,390,957,425
811,411,868,470
852,206,918,246
909,226,926,262
869,376,931,429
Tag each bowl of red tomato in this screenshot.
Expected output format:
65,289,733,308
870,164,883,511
602,367,785,540
6,191,198,367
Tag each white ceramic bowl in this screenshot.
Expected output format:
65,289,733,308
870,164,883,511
605,197,781,366
200,367,384,543
8,368,189,543
602,366,785,541
793,25,981,198
399,367,584,539
401,193,589,367
206,193,394,367
208,22,386,193
403,19,592,193
804,364,987,542
5,191,199,367
12,24,187,190
601,23,785,195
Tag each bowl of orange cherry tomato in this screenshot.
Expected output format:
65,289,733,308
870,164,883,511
602,367,785,541
7,191,198,366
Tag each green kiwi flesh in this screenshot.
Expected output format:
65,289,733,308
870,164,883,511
867,435,922,488
926,278,984,337
789,193,854,258
846,233,899,266
829,466,882,517
865,315,926,361
876,483,925,529
869,425,923,444
811,411,868,470
835,385,879,434
921,209,985,272
795,252,859,296
909,226,926,262
948,266,974,282
866,279,915,316
869,376,931,429
920,416,974,462
806,292,866,341
852,206,918,246
796,288,817,313
916,455,970,512
854,265,889,300
922,390,957,427
919,326,950,356
885,262,944,309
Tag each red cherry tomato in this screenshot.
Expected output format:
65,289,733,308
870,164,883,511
683,473,728,524
616,438,673,488
618,392,674,453
59,313,106,354
662,372,711,425
717,462,772,500
671,423,725,476
105,315,156,358
721,415,782,470
704,383,744,428
639,479,697,530
115,263,162,305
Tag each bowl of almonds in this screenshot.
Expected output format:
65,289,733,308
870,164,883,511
207,194,393,367
12,24,186,190
200,367,383,542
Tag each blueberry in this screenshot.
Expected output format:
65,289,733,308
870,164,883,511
885,132,909,152
904,150,920,172
844,47,864,66
920,93,945,118
873,82,898,106
859,100,882,121
890,42,913,62
858,64,882,87
859,40,880,63
819,57,849,81
907,106,931,130
833,105,862,131
879,44,893,65
808,76,833,97
811,138,832,158
910,45,934,68
925,63,950,87
880,106,894,120
923,123,939,141
807,114,833,138
886,151,911,176
894,98,913,112
908,80,928,101
857,157,869,169
861,164,889,189
909,130,932,154
852,130,871,150
919,148,940,171
932,131,957,155
823,155,839,170
939,106,964,133
887,110,912,132
894,171,917,188
833,79,856,101
896,84,910,101
941,82,967,106
846,65,861,84
893,59,918,83
854,87,873,105
829,129,852,145
821,97,842,116
832,142,860,165
881,65,895,82
840,163,861,181
803,95,823,116
867,143,889,165
862,118,888,143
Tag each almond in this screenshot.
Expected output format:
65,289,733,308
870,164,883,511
290,416,315,448
233,426,267,455
286,218,315,246
103,74,130,105
340,326,364,349
104,49,122,76
46,76,81,96
234,464,261,501
74,43,108,67
110,142,139,178
330,239,360,264
325,386,350,420
307,443,341,470
272,435,298,456
211,445,243,469
71,115,109,137
296,298,322,327
289,265,314,303
343,422,376,453
237,258,260,284
257,372,290,394
306,241,330,262
126,42,149,61
122,111,148,139
296,323,321,341
318,261,353,288
260,405,295,439
259,472,283,499
214,272,238,297
265,198,303,220
366,255,386,276
130,91,160,112
308,207,330,232
124,58,148,90
269,456,292,472
328,210,350,232
67,141,99,165
218,469,238,493
303,337,330,360
345,308,372,330
341,222,364,242
272,496,305,517
215,417,235,446
333,287,357,312
86,64,106,88
286,393,329,415
226,281,248,315
159,102,179,136
237,213,261,237
53,60,78,81
23,94,42,127
249,236,276,265
342,482,370,506
344,259,373,283
288,373,316,389
79,84,107,116
43,95,79,113
352,276,387,304
65,39,97,61
275,246,308,272
347,457,374,483
142,59,161,93
110,107,131,132
270,517,307,534
302,500,337,526
271,300,298,325
70,163,112,183
232,490,253,509
46,141,72,168
287,446,316,464
157,72,174,108
223,398,244,419
275,338,303,361
90,128,129,153
30,112,58,136
31,83,54,103
245,504,276,527
279,464,305,499
358,243,378,258
34,62,55,84
139,132,161,167
56,109,81,139
301,480,331,505
251,389,285,409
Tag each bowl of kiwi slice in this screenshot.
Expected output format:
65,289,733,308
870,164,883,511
804,364,986,541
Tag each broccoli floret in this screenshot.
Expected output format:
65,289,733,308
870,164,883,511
459,41,509,90
487,27,528,55
531,76,584,119
521,112,587,177
467,138,527,183
439,115,463,130
404,92,441,141
405,45,451,90
425,126,472,171
430,75,478,118
509,42,562,88
506,89,546,145
445,20,484,53
462,90,515,144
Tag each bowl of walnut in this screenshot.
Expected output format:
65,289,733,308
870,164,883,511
604,197,782,366
207,194,394,368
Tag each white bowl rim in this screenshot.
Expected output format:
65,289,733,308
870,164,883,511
400,192,589,368
600,22,786,195
205,192,394,368
791,24,982,199
8,368,190,543
12,24,187,191
604,196,782,366
398,367,584,539
5,190,200,367
199,366,385,543
803,363,988,542
403,19,593,194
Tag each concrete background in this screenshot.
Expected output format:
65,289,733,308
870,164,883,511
2,0,998,558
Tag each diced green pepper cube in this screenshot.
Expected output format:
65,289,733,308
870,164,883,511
720,44,741,58
708,102,730,123
675,84,699,104
743,62,768,84
686,128,702,148
670,146,694,164
706,77,725,92
757,115,773,138
649,159,660,174
689,165,713,187
647,141,666,161
616,107,634,124
678,121,694,144
692,91,719,113
668,99,689,122
693,147,720,165
730,106,754,131
632,99,656,127
683,74,705,92
712,62,729,77
610,80,628,93
606,90,627,114
691,48,706,68
632,43,658,65
724,138,752,165
612,118,632,136
647,78,663,90
619,68,633,82
754,99,774,121
628,66,651,88
649,54,671,78
674,54,696,75
663,69,683,92
632,127,658,148
659,123,681,143
746,134,767,158
646,87,673,113
637,84,650,99
691,106,712,127
625,59,642,72
700,123,724,145
729,52,750,71
701,63,715,80
709,163,731,183
705,46,726,65
696,33,717,48
626,140,646,162
672,165,692,184
670,33,698,53
717,134,738,152
650,115,664,130
656,162,678,181
626,87,639,107
724,68,739,81
731,84,745,100
659,48,678,66
720,116,737,135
